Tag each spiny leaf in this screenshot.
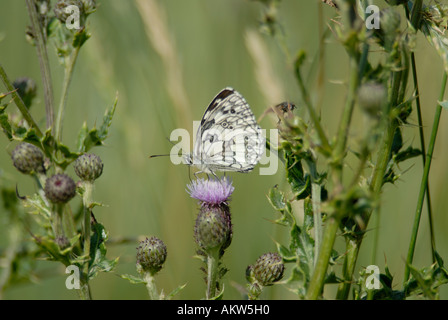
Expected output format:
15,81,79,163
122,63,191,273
120,274,146,285
421,6,448,74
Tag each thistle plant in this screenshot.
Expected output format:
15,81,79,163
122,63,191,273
2,0,448,301
187,177,234,299
0,0,117,299
258,0,448,300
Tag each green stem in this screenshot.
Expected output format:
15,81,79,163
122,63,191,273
403,73,447,283
306,51,360,300
79,181,94,300
335,66,401,298
25,0,54,129
409,0,423,30
311,181,322,266
52,204,65,240
336,238,360,299
405,4,436,264
82,182,93,273
143,272,160,300
206,248,220,300
305,215,340,299
55,46,81,143
0,65,43,137
332,56,359,182
295,62,331,153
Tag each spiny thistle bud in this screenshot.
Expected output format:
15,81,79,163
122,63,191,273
55,235,70,249
12,77,37,109
249,252,284,286
44,174,76,204
358,82,387,118
136,236,167,276
80,0,96,15
194,204,232,253
187,177,234,255
74,153,103,182
54,0,83,23
11,142,45,175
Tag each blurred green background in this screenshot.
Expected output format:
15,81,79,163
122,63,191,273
1,0,447,299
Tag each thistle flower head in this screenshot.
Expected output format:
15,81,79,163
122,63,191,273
74,153,103,182
187,177,234,206
248,252,285,287
136,236,167,276
11,142,45,175
44,174,76,204
194,204,232,254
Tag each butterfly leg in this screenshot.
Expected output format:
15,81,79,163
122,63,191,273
193,171,203,180
211,171,220,180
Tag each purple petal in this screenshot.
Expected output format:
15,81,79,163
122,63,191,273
187,177,234,205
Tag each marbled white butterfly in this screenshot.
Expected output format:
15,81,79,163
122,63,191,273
185,87,265,175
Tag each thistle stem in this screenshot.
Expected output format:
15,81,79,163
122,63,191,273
206,248,220,300
25,0,54,129
143,272,160,300
311,182,322,266
0,65,43,137
55,46,81,143
81,181,94,299
295,61,331,153
305,215,340,299
405,4,436,264
404,72,447,283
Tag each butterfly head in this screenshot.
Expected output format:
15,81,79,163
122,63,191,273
184,153,194,166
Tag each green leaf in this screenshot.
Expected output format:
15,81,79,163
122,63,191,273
77,121,88,152
98,96,118,141
421,6,448,74
284,150,310,200
164,283,187,300
0,105,12,139
438,100,448,110
21,193,51,220
88,221,119,280
393,146,422,164
73,28,90,48
78,97,117,153
267,185,286,211
274,241,296,262
120,274,146,285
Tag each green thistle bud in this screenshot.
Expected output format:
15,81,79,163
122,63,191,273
44,174,76,204
136,237,167,275
358,82,387,118
54,0,83,23
74,153,103,181
250,252,284,286
194,204,232,254
80,0,96,15
11,142,45,175
12,77,37,109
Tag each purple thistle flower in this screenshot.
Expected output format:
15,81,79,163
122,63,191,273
186,177,234,205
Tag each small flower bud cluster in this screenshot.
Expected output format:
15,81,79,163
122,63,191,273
54,0,83,22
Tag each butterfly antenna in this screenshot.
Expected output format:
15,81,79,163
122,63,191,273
165,136,177,146
148,154,170,159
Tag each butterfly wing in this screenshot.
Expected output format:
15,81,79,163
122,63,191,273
192,88,265,173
